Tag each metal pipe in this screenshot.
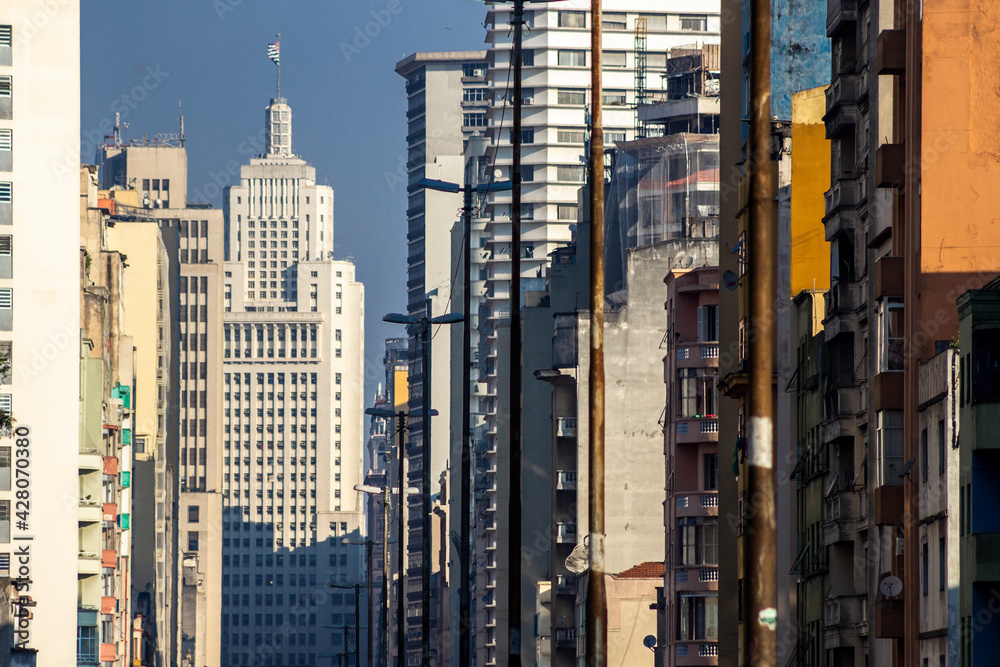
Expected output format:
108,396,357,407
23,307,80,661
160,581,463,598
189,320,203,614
745,0,777,663
586,2,607,666
396,413,406,667
508,0,525,663
356,584,362,667
382,488,390,667
460,184,473,667
365,545,373,667
421,308,432,667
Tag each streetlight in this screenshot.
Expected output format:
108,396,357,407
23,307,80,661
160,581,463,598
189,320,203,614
353,483,414,667
417,175,512,665
364,407,434,667
381,311,461,666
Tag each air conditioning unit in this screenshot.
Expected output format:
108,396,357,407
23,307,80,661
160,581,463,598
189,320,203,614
523,97,535,105
472,68,484,77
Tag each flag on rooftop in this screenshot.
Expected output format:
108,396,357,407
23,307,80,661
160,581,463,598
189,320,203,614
267,41,280,66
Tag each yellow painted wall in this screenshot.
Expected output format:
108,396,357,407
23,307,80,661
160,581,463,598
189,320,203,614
106,222,163,456
790,87,832,294
394,368,409,412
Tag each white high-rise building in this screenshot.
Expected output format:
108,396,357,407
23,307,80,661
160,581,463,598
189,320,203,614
0,4,81,666
220,96,366,667
475,4,720,664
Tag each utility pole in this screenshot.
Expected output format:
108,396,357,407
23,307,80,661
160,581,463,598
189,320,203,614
396,413,406,667
420,303,432,667
586,2,607,666
508,1,525,661
745,0,778,665
382,487,390,667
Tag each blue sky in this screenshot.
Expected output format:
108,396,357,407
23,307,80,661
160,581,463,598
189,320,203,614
81,0,488,400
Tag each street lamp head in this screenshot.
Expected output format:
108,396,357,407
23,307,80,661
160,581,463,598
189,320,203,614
473,180,513,193
364,407,398,418
383,312,417,325
354,484,384,494
430,312,464,325
416,177,461,194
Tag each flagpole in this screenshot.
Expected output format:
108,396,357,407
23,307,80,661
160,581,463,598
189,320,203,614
276,32,281,98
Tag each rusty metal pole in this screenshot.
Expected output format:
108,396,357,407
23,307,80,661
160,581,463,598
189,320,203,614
745,0,777,663
459,183,473,667
382,487,390,667
396,412,406,667
508,0,525,663
586,2,607,666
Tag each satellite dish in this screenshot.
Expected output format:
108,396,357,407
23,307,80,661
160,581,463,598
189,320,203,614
879,575,903,598
642,635,657,649
723,270,739,291
675,253,694,269
564,538,589,575
890,458,916,478
494,168,503,179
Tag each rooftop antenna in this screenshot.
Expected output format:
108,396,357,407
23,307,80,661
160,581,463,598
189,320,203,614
113,112,128,149
178,100,186,146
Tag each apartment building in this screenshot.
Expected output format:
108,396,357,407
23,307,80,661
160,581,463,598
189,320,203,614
716,2,830,665
0,4,81,666
394,52,489,663
221,94,366,667
79,166,135,667
476,7,721,663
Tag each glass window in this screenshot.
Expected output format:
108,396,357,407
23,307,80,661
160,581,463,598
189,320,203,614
558,11,586,28
557,89,586,105
677,593,718,640
677,369,716,418
556,165,585,182
557,50,586,67
680,15,708,31
602,51,627,68
557,129,586,144
878,297,904,371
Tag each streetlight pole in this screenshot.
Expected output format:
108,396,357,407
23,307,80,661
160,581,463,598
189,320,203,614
329,584,363,667
382,312,461,666
417,175,511,667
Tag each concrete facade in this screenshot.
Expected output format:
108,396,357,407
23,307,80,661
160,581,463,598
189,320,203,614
0,4,81,666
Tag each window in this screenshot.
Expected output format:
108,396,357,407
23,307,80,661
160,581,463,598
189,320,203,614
877,297,905,371
189,506,200,523
939,537,946,592
521,165,534,182
677,369,716,418
920,428,928,482
462,63,487,77
511,128,534,144
556,165,585,182
0,26,10,49
462,87,488,102
557,50,586,67
602,51,627,68
463,113,487,127
522,49,534,67
0,182,10,203
922,542,929,596
605,130,626,144
602,13,627,29
189,531,200,552
558,11,586,27
77,626,98,663
677,593,718,640
557,204,577,221
704,454,718,491
557,89,586,105
876,410,904,486
698,305,719,342
602,91,627,106
680,14,709,31
938,420,946,475
0,129,10,154
677,517,718,565
557,129,585,144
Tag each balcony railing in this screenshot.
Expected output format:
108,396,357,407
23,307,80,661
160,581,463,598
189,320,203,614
556,522,578,544
556,470,577,490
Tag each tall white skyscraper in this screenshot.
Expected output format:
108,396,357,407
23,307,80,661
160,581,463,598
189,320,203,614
0,4,81,666
220,96,366,667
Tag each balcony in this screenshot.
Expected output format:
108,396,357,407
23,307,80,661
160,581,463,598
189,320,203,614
101,596,117,615
823,595,866,647
675,418,719,444
824,282,861,339
79,451,102,471
557,418,577,438
556,574,577,596
675,492,719,518
826,0,858,36
823,492,859,545
876,143,906,188
676,641,719,665
102,457,119,476
825,74,860,138
556,522,578,544
824,178,859,220
822,387,857,442
967,533,1000,584
555,628,576,648
102,550,117,569
556,470,577,491
102,503,117,523
78,551,101,576
79,500,101,524
100,643,117,662
676,343,720,369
